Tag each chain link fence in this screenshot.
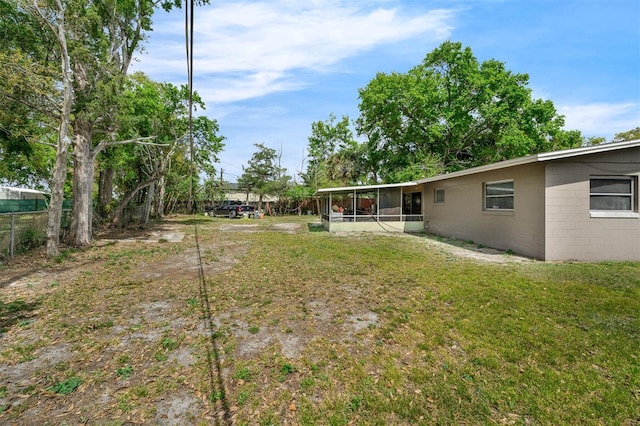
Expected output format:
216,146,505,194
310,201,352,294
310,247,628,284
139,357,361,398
0,210,71,260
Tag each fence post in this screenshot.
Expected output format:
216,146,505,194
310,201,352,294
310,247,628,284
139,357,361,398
10,213,15,258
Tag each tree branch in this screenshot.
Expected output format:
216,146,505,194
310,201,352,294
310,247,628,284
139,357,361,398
91,135,168,161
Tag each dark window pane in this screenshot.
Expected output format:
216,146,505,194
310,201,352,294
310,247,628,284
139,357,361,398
590,195,632,210
486,181,514,196
590,179,631,194
485,196,514,210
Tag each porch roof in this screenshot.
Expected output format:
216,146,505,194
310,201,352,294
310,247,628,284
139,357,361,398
315,181,419,195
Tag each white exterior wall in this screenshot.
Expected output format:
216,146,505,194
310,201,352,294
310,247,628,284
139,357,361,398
0,187,47,200
544,149,640,261
423,163,546,259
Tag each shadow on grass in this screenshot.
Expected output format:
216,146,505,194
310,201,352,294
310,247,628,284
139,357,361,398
172,216,215,226
407,231,526,259
307,222,325,232
0,299,40,334
193,225,231,425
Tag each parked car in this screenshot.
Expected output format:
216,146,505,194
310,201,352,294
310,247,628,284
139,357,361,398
205,204,255,218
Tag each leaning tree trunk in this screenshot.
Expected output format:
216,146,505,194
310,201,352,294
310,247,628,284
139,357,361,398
140,181,154,227
68,121,94,246
111,177,157,228
156,175,166,218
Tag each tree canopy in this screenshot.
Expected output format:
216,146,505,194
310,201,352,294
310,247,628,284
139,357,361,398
356,41,583,182
0,0,221,255
238,143,290,207
301,114,366,190
613,127,640,142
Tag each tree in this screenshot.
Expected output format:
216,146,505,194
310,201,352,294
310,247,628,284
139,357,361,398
357,41,583,181
238,143,290,210
0,1,57,188
612,127,640,142
302,114,364,190
11,0,76,257
64,0,158,246
108,73,223,225
11,0,209,251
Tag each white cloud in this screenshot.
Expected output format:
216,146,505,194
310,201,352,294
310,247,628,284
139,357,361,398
136,0,456,102
559,102,640,139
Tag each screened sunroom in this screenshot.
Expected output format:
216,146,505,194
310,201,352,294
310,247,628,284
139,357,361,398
316,182,425,232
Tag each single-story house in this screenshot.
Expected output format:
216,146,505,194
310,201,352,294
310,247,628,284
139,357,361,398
0,186,49,213
317,139,640,262
0,186,48,200
221,183,278,205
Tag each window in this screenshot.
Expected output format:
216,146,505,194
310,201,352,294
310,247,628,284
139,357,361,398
590,177,634,211
484,180,514,210
434,188,445,203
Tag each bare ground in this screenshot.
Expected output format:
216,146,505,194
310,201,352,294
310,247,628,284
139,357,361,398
0,217,528,425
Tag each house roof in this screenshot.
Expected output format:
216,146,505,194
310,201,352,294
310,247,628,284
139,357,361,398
316,139,640,193
0,186,49,195
416,139,640,184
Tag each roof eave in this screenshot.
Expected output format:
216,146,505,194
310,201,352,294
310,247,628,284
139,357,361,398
315,181,419,195
418,139,640,184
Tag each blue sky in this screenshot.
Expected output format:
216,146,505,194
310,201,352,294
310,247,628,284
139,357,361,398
131,0,640,182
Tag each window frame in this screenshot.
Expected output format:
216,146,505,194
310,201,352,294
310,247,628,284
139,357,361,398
589,176,638,218
434,188,445,204
483,180,514,211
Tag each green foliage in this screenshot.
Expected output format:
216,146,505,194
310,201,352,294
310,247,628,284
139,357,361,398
238,143,290,205
0,14,58,188
280,363,296,375
16,226,46,254
284,184,314,202
357,41,583,181
234,367,252,381
209,389,225,402
105,72,224,218
302,114,368,188
46,377,81,395
161,337,178,350
612,126,640,142
116,365,133,379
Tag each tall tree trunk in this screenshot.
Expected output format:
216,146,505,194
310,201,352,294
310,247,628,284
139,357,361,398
69,121,94,246
44,0,73,257
47,136,70,256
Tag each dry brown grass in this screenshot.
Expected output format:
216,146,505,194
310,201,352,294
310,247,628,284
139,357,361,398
0,215,638,425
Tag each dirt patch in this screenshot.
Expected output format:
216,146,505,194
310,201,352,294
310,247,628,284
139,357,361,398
269,223,302,234
155,392,206,425
95,223,185,243
218,223,260,232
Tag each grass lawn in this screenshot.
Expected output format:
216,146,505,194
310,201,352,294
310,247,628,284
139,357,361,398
0,215,638,425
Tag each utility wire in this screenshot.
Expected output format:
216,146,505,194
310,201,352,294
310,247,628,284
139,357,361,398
186,0,195,214
184,1,231,423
